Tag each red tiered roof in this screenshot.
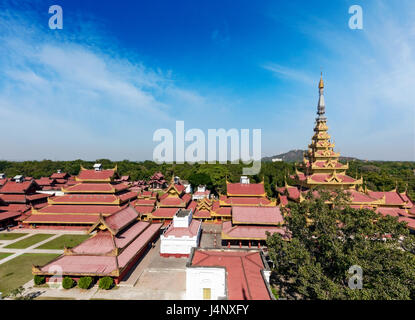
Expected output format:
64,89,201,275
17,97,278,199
190,249,272,300
313,160,345,168
36,204,122,215
151,207,179,218
50,172,69,179
104,206,139,234
308,173,357,183
35,177,55,187
0,180,37,193
193,209,211,219
376,207,407,218
34,207,162,279
279,195,288,206
0,194,27,203
398,216,415,230
63,183,128,193
0,211,22,222
76,169,116,181
367,191,406,205
226,182,266,197
24,214,100,224
220,195,272,206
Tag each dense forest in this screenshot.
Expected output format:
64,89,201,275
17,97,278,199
0,159,414,198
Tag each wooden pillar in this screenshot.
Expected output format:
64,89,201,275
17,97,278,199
258,242,261,249
248,241,251,248
239,241,242,248
227,241,230,248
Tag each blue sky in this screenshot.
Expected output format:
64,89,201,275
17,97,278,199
0,0,414,161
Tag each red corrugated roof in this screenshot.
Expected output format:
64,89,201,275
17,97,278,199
104,206,139,233
227,182,265,196
0,180,35,193
40,255,117,275
77,169,116,181
220,196,272,206
232,206,283,225
50,172,69,179
222,221,286,240
368,191,406,205
0,211,22,222
0,194,26,203
63,183,128,193
72,231,113,255
117,223,161,268
151,207,179,218
38,204,121,215
23,214,100,224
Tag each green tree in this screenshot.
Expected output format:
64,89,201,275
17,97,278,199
266,190,415,300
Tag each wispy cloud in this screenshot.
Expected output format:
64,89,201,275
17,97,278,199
264,0,415,160
262,63,314,85
0,8,226,161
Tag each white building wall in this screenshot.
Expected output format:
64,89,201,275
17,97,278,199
160,235,199,255
186,267,226,300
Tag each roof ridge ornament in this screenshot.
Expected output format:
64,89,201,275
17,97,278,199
317,72,326,121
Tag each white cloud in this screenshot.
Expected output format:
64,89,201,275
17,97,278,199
0,9,220,161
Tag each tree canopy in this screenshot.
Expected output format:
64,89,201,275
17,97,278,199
266,190,415,300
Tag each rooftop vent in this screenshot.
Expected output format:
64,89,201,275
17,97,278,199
240,176,250,184
93,163,102,171
13,175,24,183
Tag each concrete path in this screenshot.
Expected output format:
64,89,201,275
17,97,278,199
0,233,62,265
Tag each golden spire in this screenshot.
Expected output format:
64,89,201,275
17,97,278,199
318,72,324,89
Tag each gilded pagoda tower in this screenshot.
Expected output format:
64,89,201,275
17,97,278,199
294,74,363,189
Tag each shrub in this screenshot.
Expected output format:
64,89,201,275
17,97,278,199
98,277,114,290
62,277,75,289
78,276,93,289
34,275,46,286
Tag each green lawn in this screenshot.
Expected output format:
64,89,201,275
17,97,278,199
0,252,13,260
0,253,60,295
4,234,54,249
36,234,90,250
0,233,28,241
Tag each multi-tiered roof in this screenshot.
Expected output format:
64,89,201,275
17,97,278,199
23,165,137,228
32,206,162,283
277,75,415,232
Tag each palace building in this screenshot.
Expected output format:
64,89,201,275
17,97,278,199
191,176,277,223
277,75,415,232
32,206,162,284
0,175,50,227
293,74,362,190
221,206,288,248
22,164,137,230
143,177,196,226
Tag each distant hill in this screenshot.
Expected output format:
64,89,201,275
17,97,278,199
262,150,359,163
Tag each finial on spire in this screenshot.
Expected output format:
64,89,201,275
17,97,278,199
319,72,324,89
317,72,326,120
